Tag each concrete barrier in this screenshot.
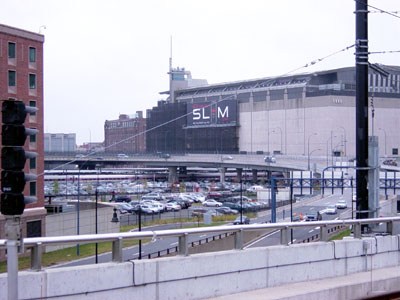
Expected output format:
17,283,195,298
1,235,399,299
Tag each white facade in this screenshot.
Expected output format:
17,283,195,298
175,66,400,158
44,133,76,152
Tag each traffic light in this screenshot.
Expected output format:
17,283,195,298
1,100,38,215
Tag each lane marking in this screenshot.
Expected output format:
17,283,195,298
309,230,314,233
244,230,279,249
170,242,178,246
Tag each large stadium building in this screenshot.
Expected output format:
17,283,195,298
146,65,400,158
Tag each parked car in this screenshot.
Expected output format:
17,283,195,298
207,192,223,200
305,211,322,221
167,199,191,209
142,192,165,201
335,199,347,209
325,205,337,215
165,202,181,211
140,204,158,214
246,185,264,193
203,199,223,207
264,155,276,163
114,195,131,203
233,216,250,225
216,207,239,215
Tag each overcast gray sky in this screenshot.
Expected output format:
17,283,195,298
1,0,399,145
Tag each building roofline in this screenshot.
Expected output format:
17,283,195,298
0,23,44,43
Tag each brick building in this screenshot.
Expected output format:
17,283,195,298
0,24,46,259
104,112,146,153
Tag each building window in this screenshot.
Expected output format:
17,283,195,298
29,100,37,115
30,181,36,196
8,70,16,86
30,129,36,143
8,42,16,58
30,157,36,169
27,220,41,238
393,148,398,155
29,74,36,89
29,47,36,62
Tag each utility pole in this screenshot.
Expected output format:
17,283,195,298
355,0,369,223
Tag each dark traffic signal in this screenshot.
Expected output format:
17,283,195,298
1,100,38,216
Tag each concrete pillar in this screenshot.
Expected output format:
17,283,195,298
168,166,178,183
219,167,226,183
252,169,258,183
236,168,243,182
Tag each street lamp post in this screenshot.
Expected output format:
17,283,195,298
307,133,317,170
378,128,387,156
338,126,347,157
308,148,321,171
326,134,337,167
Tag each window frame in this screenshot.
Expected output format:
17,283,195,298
8,42,16,58
8,70,16,86
29,47,36,62
29,74,36,89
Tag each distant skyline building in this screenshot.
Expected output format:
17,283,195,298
104,112,146,153
44,133,76,152
0,23,45,259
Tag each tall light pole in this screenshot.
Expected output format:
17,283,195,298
307,133,317,170
326,135,336,167
338,126,347,157
378,128,387,156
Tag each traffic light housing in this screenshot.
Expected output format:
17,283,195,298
1,100,38,216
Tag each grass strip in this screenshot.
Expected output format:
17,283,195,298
329,229,351,241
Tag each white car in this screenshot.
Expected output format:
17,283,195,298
165,202,181,211
335,199,347,209
203,199,223,207
325,205,337,215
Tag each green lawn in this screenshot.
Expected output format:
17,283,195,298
329,229,351,241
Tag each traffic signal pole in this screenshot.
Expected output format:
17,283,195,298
355,0,369,223
1,99,39,299
5,216,21,300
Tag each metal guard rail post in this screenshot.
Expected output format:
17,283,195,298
0,217,399,270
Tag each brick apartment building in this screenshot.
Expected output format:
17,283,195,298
104,112,146,153
0,24,46,259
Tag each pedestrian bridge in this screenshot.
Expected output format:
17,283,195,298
1,217,400,300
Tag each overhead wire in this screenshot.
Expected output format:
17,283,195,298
354,0,400,20
39,43,356,176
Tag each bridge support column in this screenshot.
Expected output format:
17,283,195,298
280,227,289,245
236,168,243,182
168,167,178,183
178,233,188,256
320,225,328,242
252,169,258,183
219,167,226,183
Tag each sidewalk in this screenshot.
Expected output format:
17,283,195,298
205,265,400,300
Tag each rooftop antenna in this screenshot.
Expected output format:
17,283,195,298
169,36,174,102
169,35,172,73
39,25,46,34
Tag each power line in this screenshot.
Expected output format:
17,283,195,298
354,0,400,20
369,50,400,54
39,43,356,176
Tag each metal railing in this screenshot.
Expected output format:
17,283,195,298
1,216,399,271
